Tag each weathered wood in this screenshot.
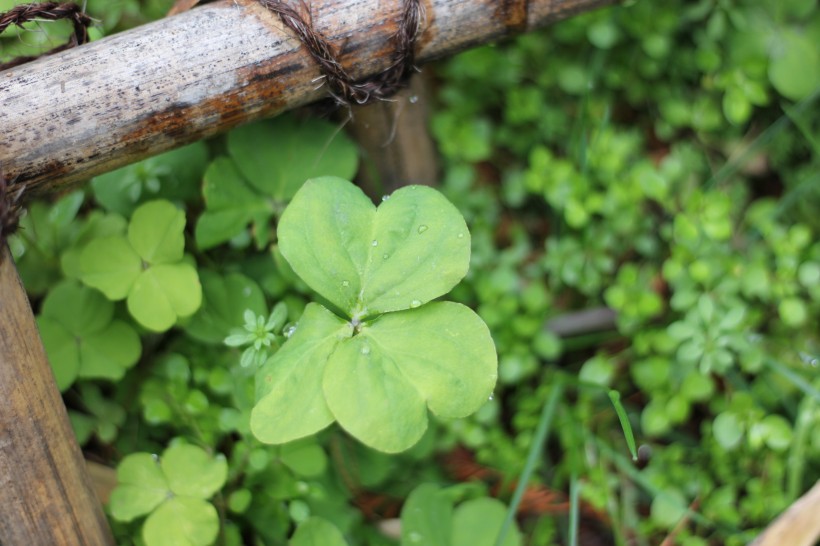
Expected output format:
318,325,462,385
349,72,439,193
0,0,614,196
750,480,820,546
0,245,114,546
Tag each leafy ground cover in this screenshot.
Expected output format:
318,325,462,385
5,0,820,544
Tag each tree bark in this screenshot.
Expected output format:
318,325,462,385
0,245,114,546
0,0,615,197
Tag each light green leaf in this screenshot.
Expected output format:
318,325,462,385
196,157,270,250
186,271,267,343
324,335,428,453
400,484,453,546
363,302,497,418
290,516,349,546
80,236,142,300
228,116,358,201
279,438,328,477
41,281,113,336
768,28,820,101
451,498,521,546
251,303,350,445
128,200,186,264
127,263,202,332
143,497,219,546
109,453,168,521
279,178,471,317
78,320,142,380
162,444,227,499
38,317,80,391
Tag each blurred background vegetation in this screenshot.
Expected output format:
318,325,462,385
3,0,819,544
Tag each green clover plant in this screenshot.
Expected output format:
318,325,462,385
224,303,288,368
79,199,202,332
37,280,141,390
195,116,358,249
109,443,228,546
250,177,498,453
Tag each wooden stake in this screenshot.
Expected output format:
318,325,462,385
0,245,113,545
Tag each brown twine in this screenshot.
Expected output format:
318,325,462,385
260,0,423,106
0,2,93,71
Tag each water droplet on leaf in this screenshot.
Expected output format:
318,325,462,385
457,233,464,238
371,240,378,247
284,325,297,338
382,253,389,260
417,225,428,233
409,95,419,104
342,280,350,287
488,393,494,401
381,194,391,201
410,300,421,308
361,345,371,355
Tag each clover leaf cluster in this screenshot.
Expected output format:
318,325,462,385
109,443,227,546
250,177,498,453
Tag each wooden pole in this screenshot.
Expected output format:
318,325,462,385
0,245,114,545
0,0,615,196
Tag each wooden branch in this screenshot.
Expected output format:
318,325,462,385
0,245,113,545
750,480,820,546
0,0,615,196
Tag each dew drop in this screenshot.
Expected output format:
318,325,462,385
342,280,350,287
361,345,371,355
409,95,419,104
381,194,391,201
284,325,297,338
382,253,389,260
371,240,378,247
488,393,494,401
457,233,464,238
417,224,428,234
410,300,421,308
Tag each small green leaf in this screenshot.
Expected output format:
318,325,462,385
279,439,328,477
80,236,142,300
128,200,186,264
127,263,202,332
251,303,350,445
78,321,142,380
162,444,227,499
41,281,113,336
324,335,429,453
196,157,270,250
37,317,80,391
109,453,168,521
143,497,219,546
278,178,471,317
768,29,820,101
362,302,497,419
451,498,521,546
650,489,688,528
401,484,453,546
228,116,358,201
290,517,349,546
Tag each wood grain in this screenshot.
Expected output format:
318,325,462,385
0,0,615,196
0,245,113,545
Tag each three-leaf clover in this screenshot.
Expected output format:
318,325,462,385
109,443,228,546
37,280,141,390
250,177,497,453
79,200,202,332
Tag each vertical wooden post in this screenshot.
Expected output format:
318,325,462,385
349,73,440,194
0,245,113,545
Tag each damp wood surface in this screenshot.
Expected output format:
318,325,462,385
0,0,615,196
0,245,114,545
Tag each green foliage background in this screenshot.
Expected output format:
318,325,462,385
5,0,820,544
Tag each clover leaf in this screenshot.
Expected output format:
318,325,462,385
195,116,358,249
251,178,497,453
37,281,141,390
185,270,267,344
109,443,227,546
80,200,202,332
